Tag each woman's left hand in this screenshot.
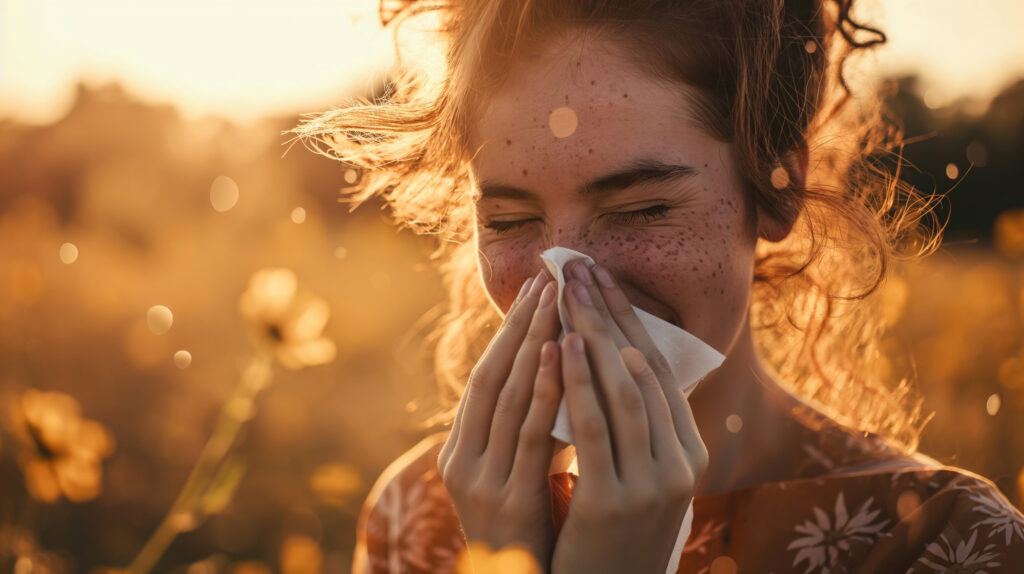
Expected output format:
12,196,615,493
550,262,709,574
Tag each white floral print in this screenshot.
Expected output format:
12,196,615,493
968,489,1024,546
787,492,890,573
918,530,1000,573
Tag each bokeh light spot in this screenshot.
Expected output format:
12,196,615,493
725,414,743,433
993,208,1024,257
290,207,307,224
896,490,921,519
923,89,942,109
174,350,193,369
548,107,578,139
770,166,790,189
710,555,737,574
456,542,542,574
966,140,989,167
334,246,348,260
804,40,818,54
945,163,959,180
310,463,363,507
343,169,359,185
280,535,323,574
59,242,79,264
147,305,174,335
210,175,240,212
986,393,1001,416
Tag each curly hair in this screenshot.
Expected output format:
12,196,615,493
286,0,945,452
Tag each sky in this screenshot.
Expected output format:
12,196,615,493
1,0,1023,126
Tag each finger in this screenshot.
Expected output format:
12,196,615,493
590,263,675,386
560,333,616,486
509,341,562,486
453,269,547,457
441,275,536,468
566,277,652,477
590,263,697,457
565,260,630,349
620,347,679,461
484,279,561,480
660,378,707,465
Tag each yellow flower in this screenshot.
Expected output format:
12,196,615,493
238,268,336,370
13,389,116,503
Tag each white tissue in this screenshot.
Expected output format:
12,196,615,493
539,246,726,574
539,247,725,443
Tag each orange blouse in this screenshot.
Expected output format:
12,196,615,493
351,413,1024,573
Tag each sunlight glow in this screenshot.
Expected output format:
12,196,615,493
0,0,394,125
1,1,1022,125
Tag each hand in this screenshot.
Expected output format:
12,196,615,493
437,268,564,571
551,262,709,574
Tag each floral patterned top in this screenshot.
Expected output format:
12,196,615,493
351,408,1024,573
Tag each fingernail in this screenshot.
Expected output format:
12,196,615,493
517,277,534,301
573,281,592,306
538,281,556,307
569,334,584,354
593,264,615,288
571,262,594,286
529,272,548,297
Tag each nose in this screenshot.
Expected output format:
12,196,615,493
541,221,602,262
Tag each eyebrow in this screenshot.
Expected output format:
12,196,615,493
477,159,698,201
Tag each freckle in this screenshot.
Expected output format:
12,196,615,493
564,94,570,103
506,139,512,146
703,288,709,296
590,80,596,85
719,288,725,295
704,163,708,168
588,148,594,154
623,93,628,98
522,168,528,176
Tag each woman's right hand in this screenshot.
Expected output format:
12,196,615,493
438,269,564,571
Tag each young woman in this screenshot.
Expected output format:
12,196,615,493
291,1,1024,572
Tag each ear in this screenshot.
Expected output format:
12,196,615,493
756,139,808,243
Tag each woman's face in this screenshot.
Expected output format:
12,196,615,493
469,34,770,356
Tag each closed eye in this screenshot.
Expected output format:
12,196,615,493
606,204,670,225
481,205,671,234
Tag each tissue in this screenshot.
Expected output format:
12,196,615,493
539,246,726,574
539,246,725,445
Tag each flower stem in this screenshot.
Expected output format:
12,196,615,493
126,353,272,574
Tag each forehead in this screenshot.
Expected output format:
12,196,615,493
468,33,720,188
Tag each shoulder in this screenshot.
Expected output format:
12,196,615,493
684,464,1024,573
352,432,466,574
365,431,449,506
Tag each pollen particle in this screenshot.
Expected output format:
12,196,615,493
770,166,790,189
210,175,240,212
548,106,578,139
147,305,174,335
174,350,192,369
725,414,743,433
986,393,1001,416
59,242,79,264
